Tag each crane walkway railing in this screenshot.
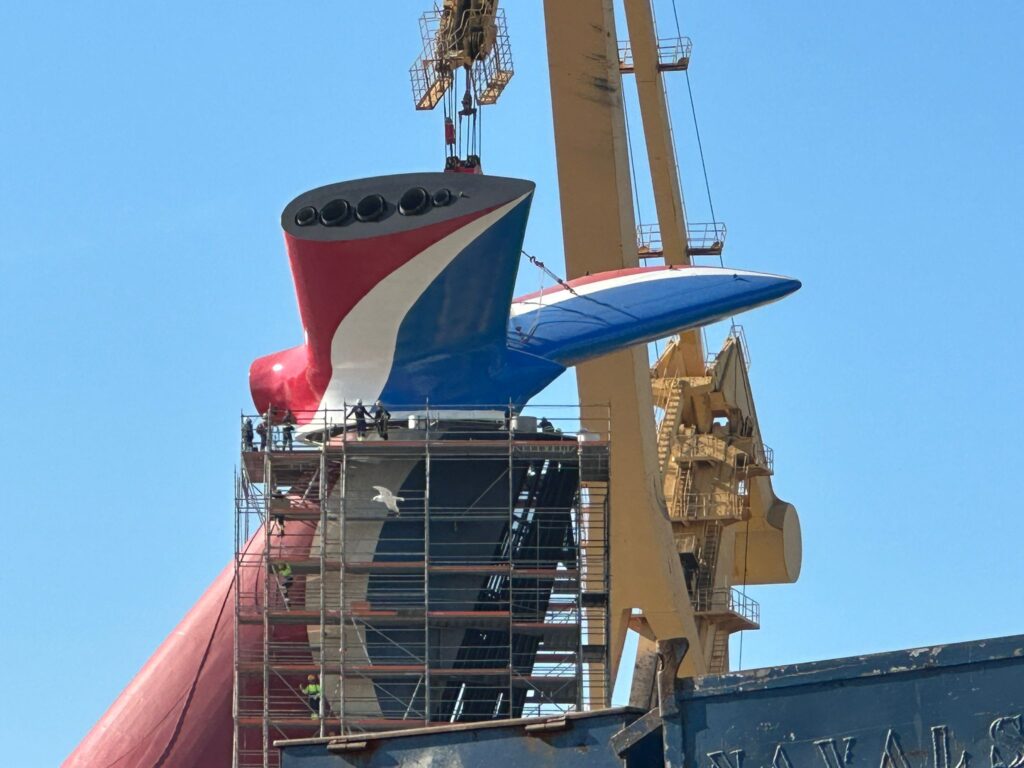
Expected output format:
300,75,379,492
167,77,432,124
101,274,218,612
618,36,692,73
693,587,760,627
636,221,727,260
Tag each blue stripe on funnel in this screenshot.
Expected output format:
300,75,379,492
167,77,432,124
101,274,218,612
378,196,535,406
509,273,801,366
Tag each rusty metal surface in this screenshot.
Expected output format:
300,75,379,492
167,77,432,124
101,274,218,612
542,0,703,682
279,634,1024,767
279,709,641,767
678,634,1024,768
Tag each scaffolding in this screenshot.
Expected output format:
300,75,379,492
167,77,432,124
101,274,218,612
233,405,610,768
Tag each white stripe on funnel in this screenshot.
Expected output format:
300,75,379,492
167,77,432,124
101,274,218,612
317,192,531,415
508,266,792,318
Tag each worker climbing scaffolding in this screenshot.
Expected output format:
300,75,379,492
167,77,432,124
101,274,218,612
299,675,322,720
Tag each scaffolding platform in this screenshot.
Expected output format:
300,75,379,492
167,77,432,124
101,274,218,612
618,36,693,73
636,221,727,260
234,405,611,767
693,587,759,633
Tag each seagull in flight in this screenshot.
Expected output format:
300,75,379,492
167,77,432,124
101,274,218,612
372,486,404,516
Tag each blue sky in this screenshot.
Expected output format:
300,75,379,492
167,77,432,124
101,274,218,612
1,2,1022,765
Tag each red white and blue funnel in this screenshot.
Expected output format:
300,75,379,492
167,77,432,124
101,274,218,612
250,173,800,420
65,173,800,768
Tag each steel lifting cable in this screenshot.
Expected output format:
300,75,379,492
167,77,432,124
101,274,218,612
738,511,751,669
684,70,720,267
465,66,477,158
623,91,645,229
515,250,579,343
522,250,578,297
153,577,234,767
670,0,684,41
476,89,483,161
456,70,468,159
443,69,457,164
515,254,547,343
666,0,723,268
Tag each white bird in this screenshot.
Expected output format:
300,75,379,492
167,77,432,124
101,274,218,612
371,486,404,516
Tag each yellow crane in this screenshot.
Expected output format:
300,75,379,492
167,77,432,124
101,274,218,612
413,0,801,699
543,0,801,692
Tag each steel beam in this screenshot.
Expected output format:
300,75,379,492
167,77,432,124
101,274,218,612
543,0,705,680
622,0,704,375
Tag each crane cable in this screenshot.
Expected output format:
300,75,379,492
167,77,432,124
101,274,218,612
668,2,751,670
623,92,645,231
666,0,734,361
684,70,720,268
668,0,722,269
443,69,456,165
514,252,548,343
522,250,578,297
514,251,579,344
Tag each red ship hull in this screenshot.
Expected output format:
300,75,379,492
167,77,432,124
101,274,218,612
64,522,316,768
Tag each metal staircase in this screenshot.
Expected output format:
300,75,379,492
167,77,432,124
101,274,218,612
656,382,683,472
708,629,729,674
666,464,691,521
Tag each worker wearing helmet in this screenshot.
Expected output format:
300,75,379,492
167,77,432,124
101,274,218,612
255,414,268,451
273,562,293,607
372,400,391,440
348,399,370,440
282,409,295,451
242,417,254,451
299,674,322,719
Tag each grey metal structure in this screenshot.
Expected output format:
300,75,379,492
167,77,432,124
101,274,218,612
275,633,1024,768
233,406,611,767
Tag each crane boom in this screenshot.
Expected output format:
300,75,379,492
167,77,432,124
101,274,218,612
543,0,706,681
621,0,705,375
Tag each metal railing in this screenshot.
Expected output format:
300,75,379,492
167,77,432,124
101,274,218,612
636,221,728,260
727,323,751,367
409,7,514,110
669,492,745,523
673,433,731,465
240,402,611,453
706,323,752,372
664,430,773,477
685,221,727,255
618,35,693,73
476,8,514,105
693,587,760,626
745,440,774,474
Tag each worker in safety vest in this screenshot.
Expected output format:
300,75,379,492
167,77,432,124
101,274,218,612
242,417,254,451
300,674,322,719
274,562,293,606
